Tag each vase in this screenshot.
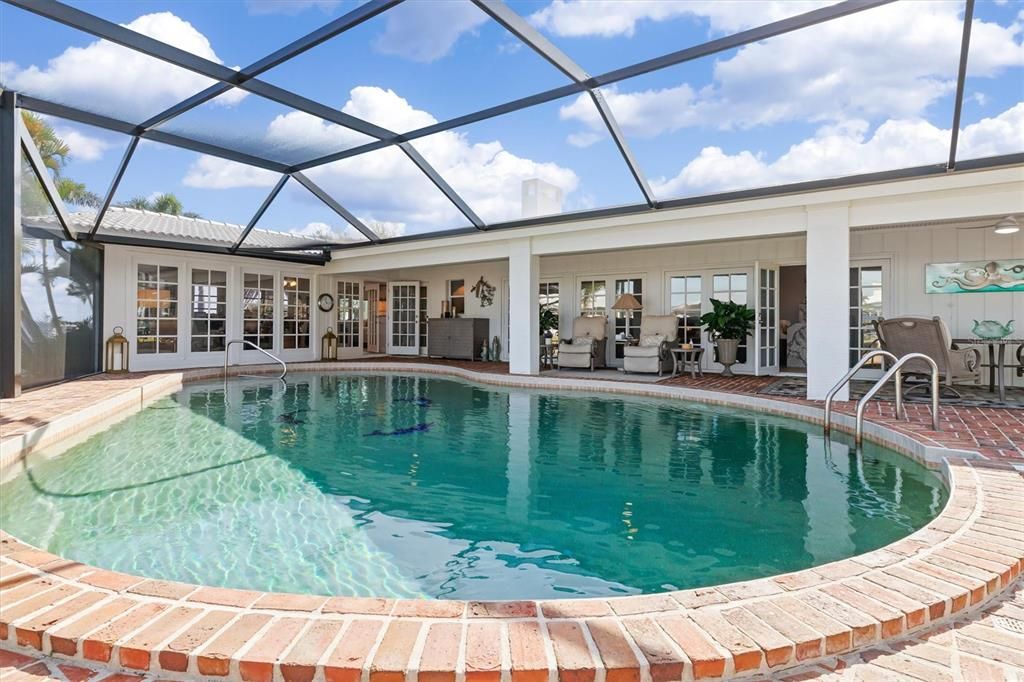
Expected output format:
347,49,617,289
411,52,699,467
716,338,740,376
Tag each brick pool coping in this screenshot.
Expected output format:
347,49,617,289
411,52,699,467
1,363,1022,681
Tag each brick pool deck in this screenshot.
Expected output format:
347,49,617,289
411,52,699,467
1,362,1022,681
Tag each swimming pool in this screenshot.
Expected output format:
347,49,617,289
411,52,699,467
0,372,947,600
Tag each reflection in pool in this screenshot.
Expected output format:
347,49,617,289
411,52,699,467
0,373,947,599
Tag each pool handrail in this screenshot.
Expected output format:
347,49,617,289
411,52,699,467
854,352,939,446
224,339,288,380
824,350,900,436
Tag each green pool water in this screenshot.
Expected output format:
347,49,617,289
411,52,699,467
0,372,947,600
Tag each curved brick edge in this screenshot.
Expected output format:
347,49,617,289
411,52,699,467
1,366,1022,681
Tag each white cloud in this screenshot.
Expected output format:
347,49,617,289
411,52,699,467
41,118,112,162
245,0,341,15
566,131,602,148
183,155,278,189
183,86,580,229
559,3,1023,137
1,13,245,123
650,103,1024,198
289,220,368,243
529,1,832,38
373,1,487,63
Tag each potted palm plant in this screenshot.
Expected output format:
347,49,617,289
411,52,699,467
700,298,755,376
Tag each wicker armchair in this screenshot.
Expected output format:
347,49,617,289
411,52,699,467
558,316,608,371
623,315,678,375
873,316,982,396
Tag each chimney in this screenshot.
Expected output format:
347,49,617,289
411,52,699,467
521,178,564,218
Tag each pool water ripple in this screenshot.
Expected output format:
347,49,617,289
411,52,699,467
0,373,947,600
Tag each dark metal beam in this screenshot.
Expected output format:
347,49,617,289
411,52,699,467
139,0,403,130
19,114,75,240
589,90,657,207
80,232,329,265
948,0,975,170
230,174,289,252
18,96,290,173
399,142,485,229
293,0,895,172
0,91,22,397
90,136,138,237
291,171,382,243
8,0,392,141
471,0,588,83
321,153,1024,250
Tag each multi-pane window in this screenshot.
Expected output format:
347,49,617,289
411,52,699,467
391,284,418,349
850,266,884,367
613,278,642,358
712,273,749,363
758,268,777,368
419,285,428,350
669,275,703,346
579,279,606,317
190,269,227,353
137,264,178,354
243,273,275,350
283,276,311,349
539,281,560,338
447,279,465,316
337,280,361,348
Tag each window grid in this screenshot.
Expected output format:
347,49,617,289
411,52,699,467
614,278,642,358
391,284,418,348
137,264,178,355
849,266,884,367
579,279,606,318
447,279,465,316
337,280,361,349
243,273,275,350
758,268,777,368
669,275,703,346
712,272,750,362
282,276,311,350
419,285,428,350
190,268,227,353
539,281,560,338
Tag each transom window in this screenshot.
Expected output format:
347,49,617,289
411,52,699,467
190,268,227,353
337,280,361,349
137,264,178,354
243,273,275,350
283,276,311,350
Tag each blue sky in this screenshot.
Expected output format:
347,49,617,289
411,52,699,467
1,0,1021,244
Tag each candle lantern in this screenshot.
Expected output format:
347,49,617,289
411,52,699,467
321,326,338,361
105,326,129,373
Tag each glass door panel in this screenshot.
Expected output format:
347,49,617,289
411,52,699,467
708,271,753,373
388,281,420,355
756,264,779,375
849,264,886,373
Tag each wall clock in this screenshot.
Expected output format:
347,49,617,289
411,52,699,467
317,293,334,312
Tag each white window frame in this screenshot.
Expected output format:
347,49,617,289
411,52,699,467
187,266,229,355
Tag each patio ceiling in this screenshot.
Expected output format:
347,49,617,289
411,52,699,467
2,0,1022,261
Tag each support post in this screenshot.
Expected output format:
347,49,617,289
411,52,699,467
508,238,539,375
1,91,22,398
805,203,850,400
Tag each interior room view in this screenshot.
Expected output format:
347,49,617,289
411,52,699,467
1,0,1022,680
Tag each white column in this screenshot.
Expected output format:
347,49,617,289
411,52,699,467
508,238,539,375
805,203,851,400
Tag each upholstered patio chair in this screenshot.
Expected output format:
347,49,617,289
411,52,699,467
623,315,679,375
873,316,982,396
558,315,608,371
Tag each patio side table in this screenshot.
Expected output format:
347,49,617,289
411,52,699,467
670,347,704,378
952,337,1023,402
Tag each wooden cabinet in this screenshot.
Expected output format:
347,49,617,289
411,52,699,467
427,318,490,360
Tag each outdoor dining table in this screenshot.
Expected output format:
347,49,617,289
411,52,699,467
953,337,1022,402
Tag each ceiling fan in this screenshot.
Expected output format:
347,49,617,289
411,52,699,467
957,215,1020,234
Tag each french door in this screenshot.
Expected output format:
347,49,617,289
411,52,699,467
755,263,780,375
667,269,755,374
387,281,420,355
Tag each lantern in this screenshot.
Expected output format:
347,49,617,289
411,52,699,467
321,326,338,362
105,326,129,373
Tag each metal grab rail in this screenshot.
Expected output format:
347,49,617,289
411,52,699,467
223,339,287,380
854,352,939,446
824,350,900,436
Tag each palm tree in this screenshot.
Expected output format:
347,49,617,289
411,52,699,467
21,112,69,175
120,192,198,218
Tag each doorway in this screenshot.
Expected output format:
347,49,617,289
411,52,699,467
778,265,807,373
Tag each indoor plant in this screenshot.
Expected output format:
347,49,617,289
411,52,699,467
700,298,755,376
539,301,559,343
